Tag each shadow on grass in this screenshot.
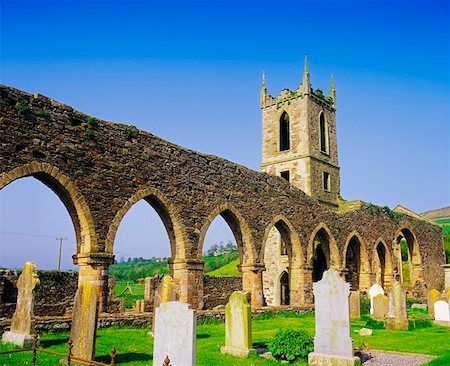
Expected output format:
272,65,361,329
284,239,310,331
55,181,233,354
253,342,268,349
40,337,69,347
196,334,211,339
96,352,152,364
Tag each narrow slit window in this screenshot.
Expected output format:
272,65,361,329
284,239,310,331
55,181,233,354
280,170,290,182
319,112,329,154
279,112,290,151
323,172,330,192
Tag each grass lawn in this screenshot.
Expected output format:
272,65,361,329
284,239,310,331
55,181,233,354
115,281,145,308
1,312,450,366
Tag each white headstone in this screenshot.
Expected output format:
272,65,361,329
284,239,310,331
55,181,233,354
369,284,384,315
308,269,359,366
434,300,450,324
153,301,196,366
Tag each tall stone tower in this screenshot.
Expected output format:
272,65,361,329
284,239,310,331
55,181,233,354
260,56,340,209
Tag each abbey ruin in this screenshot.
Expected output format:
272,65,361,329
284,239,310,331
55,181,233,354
0,60,445,315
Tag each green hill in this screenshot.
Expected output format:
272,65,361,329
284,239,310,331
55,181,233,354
206,258,241,276
109,250,240,282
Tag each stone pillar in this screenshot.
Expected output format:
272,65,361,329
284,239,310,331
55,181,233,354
383,273,395,291
290,265,311,306
73,253,114,313
359,271,371,293
169,259,204,310
240,263,265,308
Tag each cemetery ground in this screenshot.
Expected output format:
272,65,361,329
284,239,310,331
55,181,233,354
1,311,449,366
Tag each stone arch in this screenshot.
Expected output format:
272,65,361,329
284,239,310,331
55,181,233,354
307,223,340,267
260,214,304,266
278,271,290,306
261,215,306,305
198,203,256,263
394,226,423,285
372,238,394,289
342,231,370,291
0,162,97,254
105,187,188,260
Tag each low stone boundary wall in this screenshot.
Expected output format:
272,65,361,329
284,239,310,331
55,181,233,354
0,306,313,334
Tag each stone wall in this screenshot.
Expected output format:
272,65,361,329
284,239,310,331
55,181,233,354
0,85,446,309
203,276,242,309
0,270,78,318
0,271,122,317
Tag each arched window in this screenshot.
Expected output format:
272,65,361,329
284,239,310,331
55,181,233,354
319,112,329,154
279,112,290,151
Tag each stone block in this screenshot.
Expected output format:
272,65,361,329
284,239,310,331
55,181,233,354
153,301,196,366
349,291,360,319
427,289,441,318
308,352,361,366
434,300,450,323
70,283,98,363
372,294,388,320
1,331,35,348
385,281,408,331
368,284,384,315
221,291,254,357
309,269,355,360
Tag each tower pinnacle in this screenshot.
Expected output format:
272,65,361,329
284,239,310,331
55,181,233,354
260,71,268,107
329,73,336,107
300,54,310,93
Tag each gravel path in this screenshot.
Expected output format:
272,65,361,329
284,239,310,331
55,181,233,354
362,350,434,366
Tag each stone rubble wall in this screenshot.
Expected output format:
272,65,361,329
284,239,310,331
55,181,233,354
203,276,242,309
0,271,122,318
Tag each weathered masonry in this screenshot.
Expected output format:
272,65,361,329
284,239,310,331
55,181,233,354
0,68,445,313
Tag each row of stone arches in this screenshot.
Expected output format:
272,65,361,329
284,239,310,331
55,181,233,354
0,162,425,309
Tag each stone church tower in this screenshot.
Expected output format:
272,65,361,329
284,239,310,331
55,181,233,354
260,56,340,209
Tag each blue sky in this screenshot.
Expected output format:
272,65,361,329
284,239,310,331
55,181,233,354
0,0,449,270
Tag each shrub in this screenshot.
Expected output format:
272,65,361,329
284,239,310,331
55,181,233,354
364,317,385,330
268,329,314,362
406,298,421,309
360,297,371,314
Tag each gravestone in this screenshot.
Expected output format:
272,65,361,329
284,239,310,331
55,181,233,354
372,294,388,320
153,301,196,366
349,291,361,319
308,269,359,366
434,300,450,326
70,283,98,363
152,275,177,332
386,280,408,330
221,291,254,357
2,261,40,347
427,289,441,318
369,284,384,315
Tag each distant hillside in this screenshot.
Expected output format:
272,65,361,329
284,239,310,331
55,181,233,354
422,206,450,220
206,258,241,276
109,250,239,282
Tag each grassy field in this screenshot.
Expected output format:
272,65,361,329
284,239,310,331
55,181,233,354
115,281,145,308
1,312,450,366
206,258,241,277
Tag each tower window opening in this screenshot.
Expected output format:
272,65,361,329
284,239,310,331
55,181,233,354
280,170,290,182
279,112,290,151
323,172,330,192
319,112,329,154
